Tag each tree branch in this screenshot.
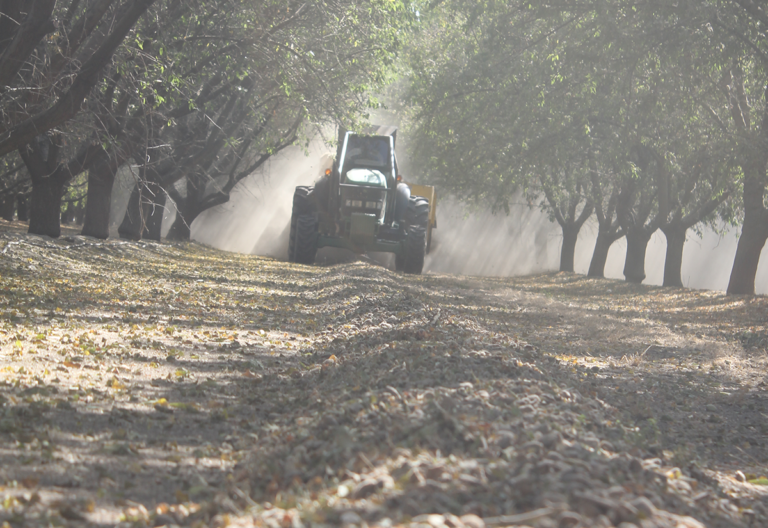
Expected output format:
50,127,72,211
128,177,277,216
0,0,56,87
0,0,156,158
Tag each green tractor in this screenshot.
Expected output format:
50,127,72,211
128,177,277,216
288,128,432,274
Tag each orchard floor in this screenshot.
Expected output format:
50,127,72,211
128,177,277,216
0,222,767,527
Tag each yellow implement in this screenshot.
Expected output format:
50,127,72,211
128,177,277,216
407,184,437,253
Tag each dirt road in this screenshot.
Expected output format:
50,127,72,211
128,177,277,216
0,228,766,527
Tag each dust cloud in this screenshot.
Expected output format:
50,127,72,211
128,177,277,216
191,142,333,257
425,199,768,294
188,139,767,295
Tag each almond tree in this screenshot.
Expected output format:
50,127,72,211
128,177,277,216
586,155,624,278
405,1,600,272
1,0,412,240
0,0,156,156
0,0,156,237
405,0,747,286
110,0,413,241
714,1,768,294
528,132,594,273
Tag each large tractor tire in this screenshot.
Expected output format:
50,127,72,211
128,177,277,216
290,214,319,264
292,186,315,215
289,187,318,264
406,194,429,228
396,196,429,274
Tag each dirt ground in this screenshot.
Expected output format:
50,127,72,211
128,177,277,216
1,221,767,528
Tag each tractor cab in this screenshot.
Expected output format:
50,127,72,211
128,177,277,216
338,133,395,223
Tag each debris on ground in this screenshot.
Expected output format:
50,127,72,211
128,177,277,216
0,229,766,527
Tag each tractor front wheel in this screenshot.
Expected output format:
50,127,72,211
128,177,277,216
289,186,318,264
289,214,319,264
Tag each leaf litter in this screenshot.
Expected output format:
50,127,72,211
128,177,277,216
0,228,767,527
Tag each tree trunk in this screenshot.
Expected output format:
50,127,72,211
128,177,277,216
727,158,768,295
165,182,196,242
1,193,15,221
144,204,164,241
623,227,653,283
73,202,85,225
16,193,29,221
559,224,579,272
661,224,687,288
727,213,768,294
588,230,622,278
118,184,143,240
62,202,75,224
28,177,65,237
165,193,200,242
81,155,117,239
142,184,165,241
165,212,191,241
118,164,167,241
165,190,197,241
21,137,68,237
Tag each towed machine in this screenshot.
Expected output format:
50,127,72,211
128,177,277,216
288,128,436,274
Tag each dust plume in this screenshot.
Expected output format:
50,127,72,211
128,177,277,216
424,199,768,294
423,199,559,277
191,142,333,257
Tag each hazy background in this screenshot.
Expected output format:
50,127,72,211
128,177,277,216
142,137,766,295
426,199,768,294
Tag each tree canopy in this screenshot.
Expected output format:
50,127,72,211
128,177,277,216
0,0,414,240
404,0,768,293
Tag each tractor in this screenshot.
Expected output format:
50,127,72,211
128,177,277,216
288,128,435,274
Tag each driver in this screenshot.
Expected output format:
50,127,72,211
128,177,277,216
345,139,388,167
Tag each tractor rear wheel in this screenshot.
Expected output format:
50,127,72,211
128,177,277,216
396,225,427,273
396,196,429,274
406,195,429,228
